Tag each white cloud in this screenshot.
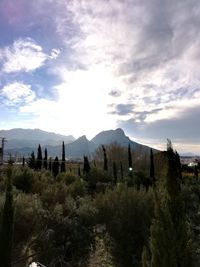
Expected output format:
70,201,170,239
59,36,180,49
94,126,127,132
0,38,60,73
0,82,36,106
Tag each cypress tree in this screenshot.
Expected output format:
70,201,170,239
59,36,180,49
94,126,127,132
36,144,42,170
0,168,14,267
78,165,81,176
83,155,90,174
150,141,191,267
43,148,48,170
150,148,155,184
102,145,108,171
52,156,59,177
61,141,66,173
22,156,25,167
128,144,133,177
175,151,182,180
48,157,52,172
28,151,36,169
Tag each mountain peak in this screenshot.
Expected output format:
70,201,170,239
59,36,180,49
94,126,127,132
115,128,125,135
91,128,129,146
76,135,88,142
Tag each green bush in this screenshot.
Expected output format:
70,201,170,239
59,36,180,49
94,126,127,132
12,167,35,193
95,185,154,267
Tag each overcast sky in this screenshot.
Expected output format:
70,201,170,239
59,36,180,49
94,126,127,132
0,0,200,154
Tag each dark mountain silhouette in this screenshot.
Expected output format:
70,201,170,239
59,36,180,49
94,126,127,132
2,128,158,159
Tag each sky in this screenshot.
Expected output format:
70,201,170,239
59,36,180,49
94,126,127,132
0,0,200,154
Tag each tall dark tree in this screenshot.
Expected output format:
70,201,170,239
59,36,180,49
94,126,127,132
36,144,42,170
175,151,182,180
48,157,52,172
43,148,48,170
83,155,90,174
61,141,66,173
28,151,36,169
150,141,191,267
0,168,14,267
78,165,81,176
128,144,133,177
52,156,59,177
150,148,155,184
22,156,25,167
102,145,108,171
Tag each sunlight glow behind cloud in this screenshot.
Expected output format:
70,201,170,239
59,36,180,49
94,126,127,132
0,0,200,153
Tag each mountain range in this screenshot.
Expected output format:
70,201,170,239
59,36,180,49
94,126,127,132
0,128,156,159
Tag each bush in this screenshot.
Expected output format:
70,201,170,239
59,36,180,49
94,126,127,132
95,185,154,267
12,167,35,193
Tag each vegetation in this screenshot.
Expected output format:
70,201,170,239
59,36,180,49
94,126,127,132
61,141,66,173
0,141,199,266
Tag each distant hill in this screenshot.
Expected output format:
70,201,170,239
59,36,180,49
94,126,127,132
0,128,75,149
2,128,158,159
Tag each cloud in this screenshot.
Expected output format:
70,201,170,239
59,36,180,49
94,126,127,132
118,105,200,144
110,104,135,116
0,81,36,106
0,38,60,73
109,90,121,97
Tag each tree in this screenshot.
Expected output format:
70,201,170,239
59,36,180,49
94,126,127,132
43,148,48,170
28,151,36,169
83,155,90,174
52,156,59,177
128,144,133,177
0,168,14,267
49,157,52,172
36,144,42,170
175,151,182,180
102,145,108,171
78,165,81,176
61,141,66,173
150,141,191,267
22,156,25,167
